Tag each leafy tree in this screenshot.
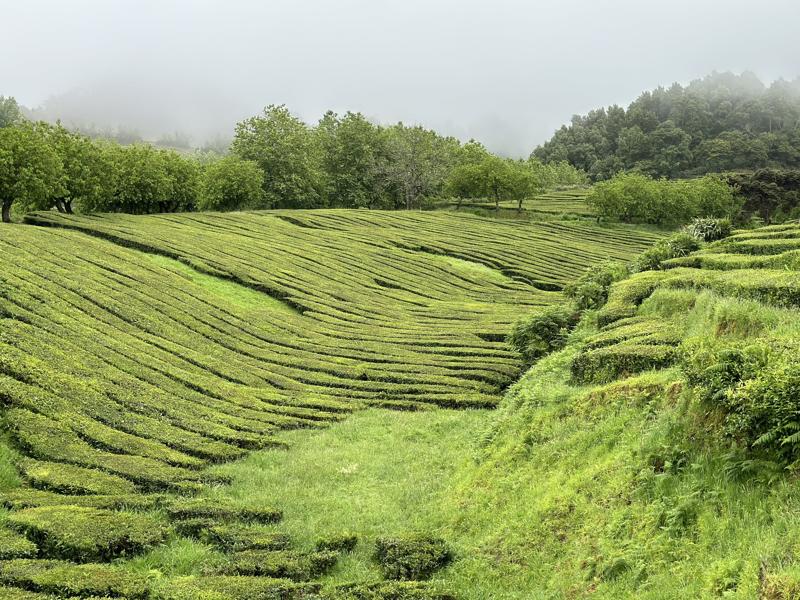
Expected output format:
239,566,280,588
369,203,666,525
231,105,324,208
0,123,64,222
160,150,200,213
198,156,265,211
47,124,112,213
380,124,459,209
0,96,24,128
317,111,388,208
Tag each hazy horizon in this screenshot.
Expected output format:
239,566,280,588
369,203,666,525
3,0,799,155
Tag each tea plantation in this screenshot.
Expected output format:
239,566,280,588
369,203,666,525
0,210,659,599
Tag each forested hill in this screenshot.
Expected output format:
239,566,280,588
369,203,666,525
534,72,800,180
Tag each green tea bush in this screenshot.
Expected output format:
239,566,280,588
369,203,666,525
508,305,579,364
165,498,282,524
374,536,452,581
0,559,151,598
7,506,167,561
564,261,629,310
17,458,137,496
634,233,701,272
315,532,358,553
202,524,291,552
158,575,320,600
571,344,677,385
685,217,732,242
0,527,37,559
328,581,456,600
221,549,338,579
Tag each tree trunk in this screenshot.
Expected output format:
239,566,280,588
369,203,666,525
517,198,523,213
65,200,73,214
2,201,11,223
55,199,66,213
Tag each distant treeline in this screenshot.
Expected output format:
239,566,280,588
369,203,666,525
0,98,586,221
534,72,800,181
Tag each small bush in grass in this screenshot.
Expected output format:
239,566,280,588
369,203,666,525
221,549,338,580
508,305,579,364
315,532,358,553
564,261,629,310
571,344,677,385
158,575,320,600
328,580,456,600
7,505,167,561
634,233,701,272
202,524,291,552
685,217,732,242
165,497,282,524
374,535,452,581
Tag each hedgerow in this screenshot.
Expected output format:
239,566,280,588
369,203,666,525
0,560,151,598
220,550,338,580
0,529,37,560
7,506,167,562
164,498,282,524
326,581,456,600
157,575,320,600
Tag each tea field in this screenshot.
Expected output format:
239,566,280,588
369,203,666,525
0,210,660,599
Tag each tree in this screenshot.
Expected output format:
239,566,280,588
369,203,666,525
159,149,200,213
0,96,24,128
47,124,112,213
380,124,458,209
231,105,324,208
317,111,388,208
198,156,265,211
0,123,64,222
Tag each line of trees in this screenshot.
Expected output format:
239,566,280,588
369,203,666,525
0,98,586,221
534,72,800,181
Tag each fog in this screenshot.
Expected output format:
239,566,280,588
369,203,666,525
3,0,799,155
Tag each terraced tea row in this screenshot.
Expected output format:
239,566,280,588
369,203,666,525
0,211,658,597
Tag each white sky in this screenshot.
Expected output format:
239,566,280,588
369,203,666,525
2,0,799,155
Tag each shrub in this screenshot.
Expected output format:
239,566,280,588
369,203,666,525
221,550,338,580
374,536,452,581
17,458,137,496
315,532,358,553
571,344,677,385
685,217,732,242
0,527,37,559
201,524,291,552
165,498,282,524
158,575,320,600
7,505,167,562
564,261,629,310
634,233,701,272
507,305,579,364
327,581,456,600
0,559,151,598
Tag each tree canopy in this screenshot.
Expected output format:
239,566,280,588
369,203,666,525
534,72,800,180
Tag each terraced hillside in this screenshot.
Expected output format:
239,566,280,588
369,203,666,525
0,211,659,598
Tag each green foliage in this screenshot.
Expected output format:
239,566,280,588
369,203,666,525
534,72,800,180
0,559,151,598
684,217,732,242
373,536,452,581
587,172,740,225
221,549,338,579
198,156,265,211
726,168,800,223
508,305,579,364
0,123,64,222
571,343,677,384
327,581,455,600
231,104,324,208
445,155,543,211
17,458,137,496
564,260,629,310
634,232,701,272
0,528,37,560
165,498,282,524
158,575,319,600
315,532,358,553
6,506,167,561
0,97,25,129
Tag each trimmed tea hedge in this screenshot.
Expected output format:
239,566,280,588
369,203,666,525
374,536,452,581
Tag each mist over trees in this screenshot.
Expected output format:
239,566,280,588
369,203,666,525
534,72,800,180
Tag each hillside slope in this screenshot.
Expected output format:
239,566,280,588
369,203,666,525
0,211,658,598
430,222,800,598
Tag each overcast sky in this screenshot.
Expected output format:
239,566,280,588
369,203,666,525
2,0,799,155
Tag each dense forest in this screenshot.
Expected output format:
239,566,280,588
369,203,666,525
534,72,800,180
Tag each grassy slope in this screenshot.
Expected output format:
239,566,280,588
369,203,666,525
211,223,800,599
